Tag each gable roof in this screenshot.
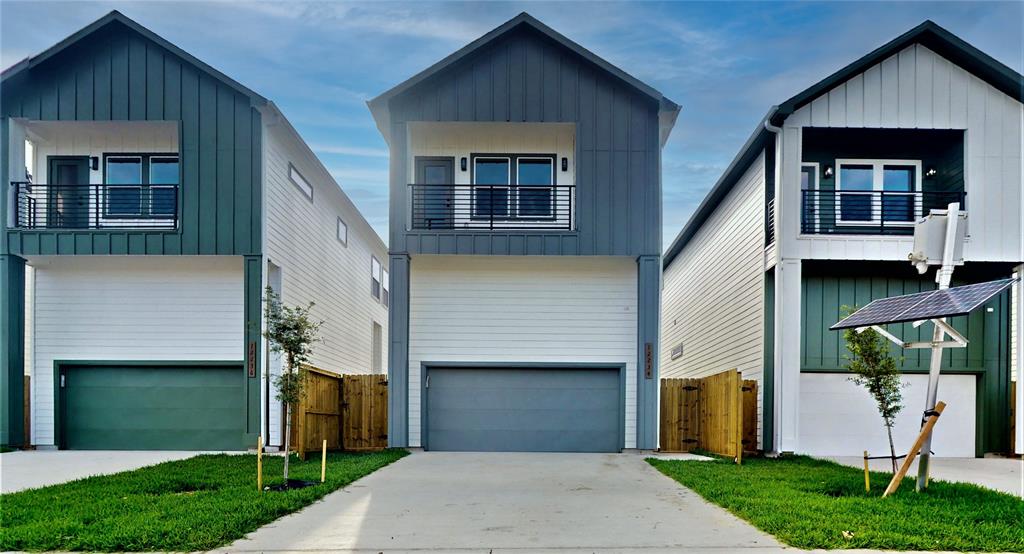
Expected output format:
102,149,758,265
663,20,1024,268
1,10,267,105
368,12,680,145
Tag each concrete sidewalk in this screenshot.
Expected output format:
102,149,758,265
225,451,783,552
825,455,1023,497
0,450,199,493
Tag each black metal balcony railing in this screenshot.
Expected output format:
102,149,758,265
409,184,576,231
11,182,179,230
800,189,966,235
765,197,776,245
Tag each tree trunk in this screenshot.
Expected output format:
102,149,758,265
284,401,292,479
886,424,898,474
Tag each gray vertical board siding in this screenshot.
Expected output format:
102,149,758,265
387,254,411,447
387,26,662,257
636,254,660,449
0,255,26,445
1,20,263,257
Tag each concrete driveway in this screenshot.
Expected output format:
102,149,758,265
226,451,784,553
0,450,199,493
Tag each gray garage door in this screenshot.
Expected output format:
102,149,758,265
425,367,622,452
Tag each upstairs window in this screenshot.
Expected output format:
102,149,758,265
104,154,178,218
472,154,556,220
289,163,313,201
371,256,382,300
836,159,921,225
336,217,348,246
381,268,390,308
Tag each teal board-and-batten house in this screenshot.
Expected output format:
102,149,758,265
1,11,390,450
660,21,1024,457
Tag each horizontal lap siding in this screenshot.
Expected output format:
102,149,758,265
1,22,261,256
408,256,637,447
30,256,244,445
661,153,766,446
786,44,1022,263
263,124,389,375
389,27,659,257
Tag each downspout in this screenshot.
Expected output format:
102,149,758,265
762,108,783,454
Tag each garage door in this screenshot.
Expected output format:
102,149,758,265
425,367,622,452
61,364,245,450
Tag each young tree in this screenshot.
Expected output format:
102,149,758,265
263,286,322,481
842,306,906,473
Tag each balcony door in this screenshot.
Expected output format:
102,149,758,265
414,157,454,229
47,156,91,229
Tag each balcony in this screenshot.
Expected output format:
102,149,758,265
409,184,575,231
11,181,179,230
800,190,965,235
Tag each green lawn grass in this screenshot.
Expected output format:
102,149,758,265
0,449,408,552
648,455,1023,552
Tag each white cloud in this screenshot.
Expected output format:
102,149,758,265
313,144,388,158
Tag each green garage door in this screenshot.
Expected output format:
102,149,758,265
425,367,623,452
61,363,245,450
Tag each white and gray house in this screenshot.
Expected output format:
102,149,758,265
661,21,1024,457
0,11,389,450
369,13,679,452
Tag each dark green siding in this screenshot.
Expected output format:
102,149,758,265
388,26,662,257
1,20,262,257
800,261,1013,454
58,362,245,450
243,255,262,444
0,255,26,446
762,267,775,452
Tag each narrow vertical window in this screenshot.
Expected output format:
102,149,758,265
336,217,348,246
371,321,383,374
381,268,389,308
371,256,381,300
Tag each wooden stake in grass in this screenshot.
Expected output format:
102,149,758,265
320,439,327,483
863,450,870,492
257,435,263,493
883,401,946,497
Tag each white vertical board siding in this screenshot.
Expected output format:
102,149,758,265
782,44,1023,263
262,118,390,445
408,256,637,448
799,373,976,457
29,256,243,446
661,153,766,446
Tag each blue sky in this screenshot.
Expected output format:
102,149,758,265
2,1,1020,247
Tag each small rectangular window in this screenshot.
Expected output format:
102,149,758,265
106,156,143,216
371,256,381,300
336,217,348,246
381,268,390,308
371,321,383,374
288,163,313,201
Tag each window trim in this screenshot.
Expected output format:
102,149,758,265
336,216,348,246
102,152,179,219
470,153,557,221
288,163,314,202
835,158,922,226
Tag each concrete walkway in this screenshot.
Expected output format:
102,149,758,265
225,451,784,553
825,455,1023,497
0,450,199,493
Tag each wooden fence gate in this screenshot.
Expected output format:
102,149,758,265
290,368,388,458
659,369,758,460
341,374,388,451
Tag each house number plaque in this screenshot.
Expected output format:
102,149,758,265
644,342,653,379
247,341,257,377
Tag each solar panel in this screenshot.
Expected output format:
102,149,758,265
831,278,1016,330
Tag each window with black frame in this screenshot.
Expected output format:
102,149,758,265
104,154,178,218
472,154,555,220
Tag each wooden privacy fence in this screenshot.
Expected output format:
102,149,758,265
290,367,388,459
660,369,758,461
